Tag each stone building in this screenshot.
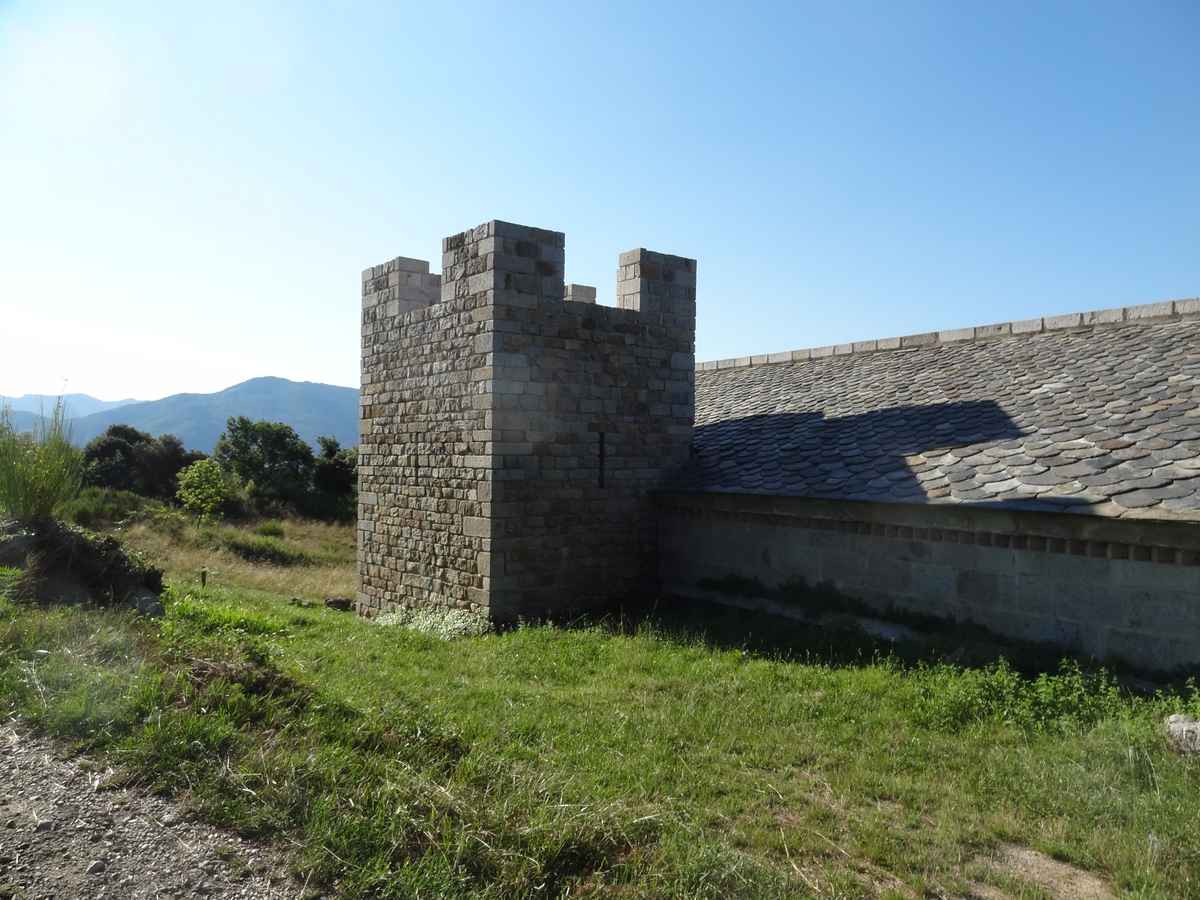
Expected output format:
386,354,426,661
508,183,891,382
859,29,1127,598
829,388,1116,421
358,220,695,622
360,218,1200,673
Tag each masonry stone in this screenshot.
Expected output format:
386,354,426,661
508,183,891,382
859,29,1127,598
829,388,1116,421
359,220,696,622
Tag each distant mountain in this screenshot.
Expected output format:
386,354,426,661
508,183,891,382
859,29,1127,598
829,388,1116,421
6,410,42,434
64,377,359,453
1,393,139,419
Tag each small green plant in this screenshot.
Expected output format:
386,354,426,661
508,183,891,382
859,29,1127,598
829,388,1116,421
177,459,241,521
912,658,1128,734
60,486,153,529
254,520,285,538
0,399,83,529
221,533,312,566
0,566,19,600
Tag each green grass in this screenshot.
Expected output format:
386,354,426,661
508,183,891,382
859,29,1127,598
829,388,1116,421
2,566,1199,896
254,520,286,538
217,532,313,566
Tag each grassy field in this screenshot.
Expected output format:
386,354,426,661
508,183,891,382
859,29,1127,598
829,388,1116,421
2,514,1199,898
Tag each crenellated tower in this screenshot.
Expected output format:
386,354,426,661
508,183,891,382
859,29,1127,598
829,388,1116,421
358,220,696,621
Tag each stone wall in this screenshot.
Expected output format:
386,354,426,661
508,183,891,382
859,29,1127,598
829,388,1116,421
359,221,696,621
358,254,488,617
658,492,1200,673
488,246,696,618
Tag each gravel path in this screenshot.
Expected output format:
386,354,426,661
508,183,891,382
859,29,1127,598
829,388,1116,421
0,723,303,900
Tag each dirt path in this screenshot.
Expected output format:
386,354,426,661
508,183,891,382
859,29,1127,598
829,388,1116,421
0,723,303,900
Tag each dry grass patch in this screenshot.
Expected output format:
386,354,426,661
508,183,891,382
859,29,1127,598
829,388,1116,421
118,515,355,599
971,844,1116,899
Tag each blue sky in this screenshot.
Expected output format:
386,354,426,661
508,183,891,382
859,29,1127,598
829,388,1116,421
1,1,1196,400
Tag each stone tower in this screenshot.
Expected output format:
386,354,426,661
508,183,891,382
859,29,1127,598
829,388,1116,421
358,220,696,621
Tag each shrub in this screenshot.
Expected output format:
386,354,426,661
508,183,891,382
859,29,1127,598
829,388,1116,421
146,505,191,540
83,425,205,500
60,486,152,529
0,400,83,529
221,533,312,566
177,459,242,521
0,566,19,600
912,658,1128,734
254,520,285,538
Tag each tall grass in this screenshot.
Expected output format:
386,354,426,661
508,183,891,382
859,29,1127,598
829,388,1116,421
0,399,83,528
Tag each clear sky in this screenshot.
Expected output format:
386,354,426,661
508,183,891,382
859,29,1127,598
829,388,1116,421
1,1,1197,400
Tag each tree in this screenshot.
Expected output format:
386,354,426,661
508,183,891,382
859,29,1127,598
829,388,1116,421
309,436,357,520
83,426,204,499
313,436,356,496
213,417,315,512
176,458,240,521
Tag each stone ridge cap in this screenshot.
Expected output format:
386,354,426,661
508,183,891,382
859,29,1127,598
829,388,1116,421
697,297,1200,372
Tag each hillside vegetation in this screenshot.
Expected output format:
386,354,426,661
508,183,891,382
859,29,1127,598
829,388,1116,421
1,516,1199,898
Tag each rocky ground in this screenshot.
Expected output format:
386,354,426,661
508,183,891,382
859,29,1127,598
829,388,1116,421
0,724,303,900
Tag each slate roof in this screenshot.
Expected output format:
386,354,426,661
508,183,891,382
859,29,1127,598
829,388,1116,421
687,302,1200,521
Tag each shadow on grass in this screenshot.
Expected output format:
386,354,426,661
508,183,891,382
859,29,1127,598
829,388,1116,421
564,586,1186,692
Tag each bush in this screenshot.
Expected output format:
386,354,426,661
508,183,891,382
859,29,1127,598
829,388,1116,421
0,400,83,529
60,486,152,529
221,533,312,566
912,658,1128,734
83,425,205,500
177,459,243,521
254,520,285,538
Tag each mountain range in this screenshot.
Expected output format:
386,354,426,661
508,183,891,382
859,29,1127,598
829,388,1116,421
1,393,139,418
2,377,358,453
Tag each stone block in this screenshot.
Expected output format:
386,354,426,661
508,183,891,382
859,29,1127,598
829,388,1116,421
899,332,937,348
974,322,1012,339
1044,313,1083,331
1125,301,1175,320
1082,307,1124,326
1012,317,1043,334
938,327,975,343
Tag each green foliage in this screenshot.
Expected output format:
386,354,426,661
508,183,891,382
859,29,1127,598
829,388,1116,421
306,435,357,521
0,399,83,527
219,533,312,566
912,658,1130,733
60,486,153,529
214,417,315,512
0,566,19,599
6,578,1200,898
176,458,242,521
83,425,205,500
253,520,285,537
0,596,682,899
